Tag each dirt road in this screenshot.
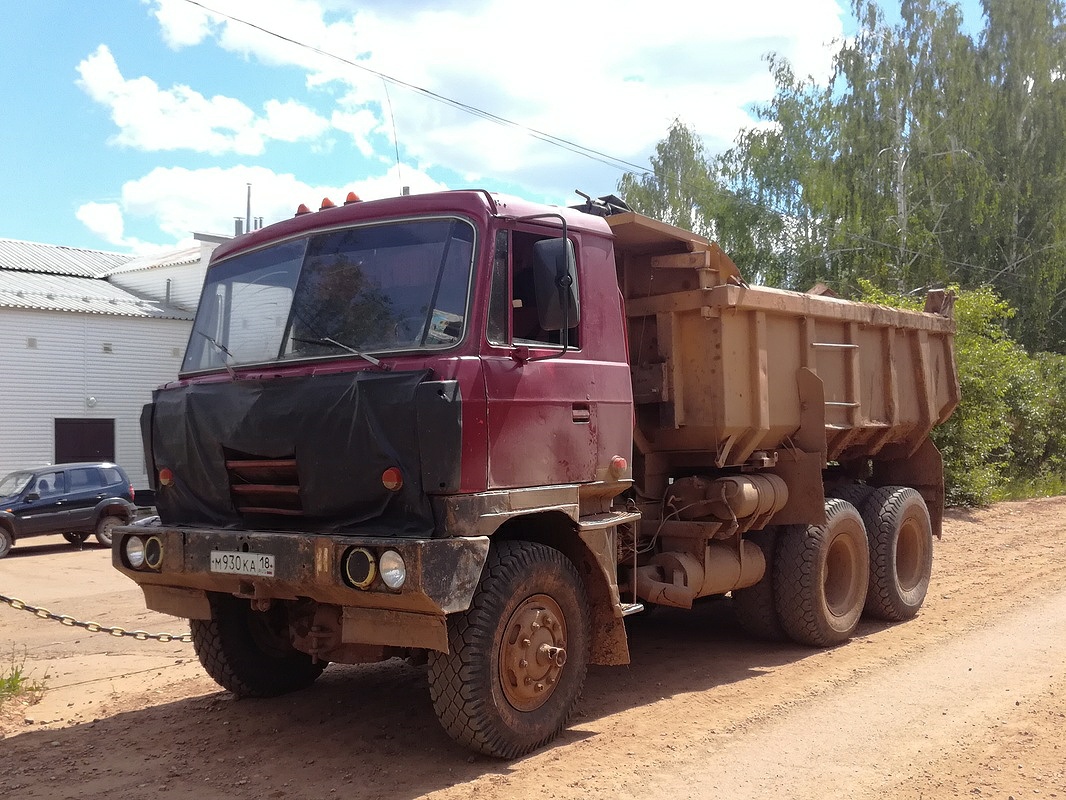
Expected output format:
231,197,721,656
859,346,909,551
2,497,1065,799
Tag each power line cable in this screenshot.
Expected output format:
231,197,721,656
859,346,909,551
179,0,655,177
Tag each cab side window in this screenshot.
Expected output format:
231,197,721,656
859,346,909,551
488,230,580,348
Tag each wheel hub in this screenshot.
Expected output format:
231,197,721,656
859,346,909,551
499,594,567,712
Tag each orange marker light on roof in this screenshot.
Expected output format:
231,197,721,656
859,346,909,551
344,191,362,204
319,197,336,210
295,203,311,216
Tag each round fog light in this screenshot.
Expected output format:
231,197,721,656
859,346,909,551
379,550,407,589
344,547,377,589
144,536,164,570
125,536,146,569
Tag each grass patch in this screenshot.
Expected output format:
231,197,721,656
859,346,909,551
0,647,45,708
991,473,1066,503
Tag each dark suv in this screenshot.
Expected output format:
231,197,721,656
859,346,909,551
0,462,136,558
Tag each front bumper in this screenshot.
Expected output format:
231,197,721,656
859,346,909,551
112,525,490,619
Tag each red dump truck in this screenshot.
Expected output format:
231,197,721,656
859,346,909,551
114,190,958,758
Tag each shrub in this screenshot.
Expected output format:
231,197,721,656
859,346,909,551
860,282,1031,505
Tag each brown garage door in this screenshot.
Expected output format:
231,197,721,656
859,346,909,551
55,418,115,463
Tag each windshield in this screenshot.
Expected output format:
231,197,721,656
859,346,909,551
182,217,476,373
0,471,33,496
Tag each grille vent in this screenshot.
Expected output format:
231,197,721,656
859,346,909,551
225,452,303,516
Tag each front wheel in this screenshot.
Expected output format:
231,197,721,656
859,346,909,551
428,540,591,759
0,528,12,559
774,499,870,646
190,594,325,697
94,515,123,547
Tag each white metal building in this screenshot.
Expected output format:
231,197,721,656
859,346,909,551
0,236,219,492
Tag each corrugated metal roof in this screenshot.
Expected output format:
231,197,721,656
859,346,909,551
103,246,202,275
0,238,134,278
0,271,194,319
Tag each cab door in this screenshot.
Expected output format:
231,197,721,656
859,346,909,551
481,226,618,489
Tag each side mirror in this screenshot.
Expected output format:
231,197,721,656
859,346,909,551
532,238,580,331
24,492,40,502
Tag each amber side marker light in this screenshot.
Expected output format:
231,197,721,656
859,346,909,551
344,191,362,204
382,467,403,492
295,203,311,216
319,197,336,210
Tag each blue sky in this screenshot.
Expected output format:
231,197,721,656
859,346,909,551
0,0,982,254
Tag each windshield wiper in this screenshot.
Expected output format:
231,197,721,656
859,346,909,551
292,336,390,370
196,331,238,380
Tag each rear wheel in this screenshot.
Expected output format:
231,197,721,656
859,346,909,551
859,486,933,621
190,594,325,698
774,499,870,646
731,527,788,642
94,515,123,547
827,482,874,508
0,528,12,559
428,540,590,759
64,532,90,546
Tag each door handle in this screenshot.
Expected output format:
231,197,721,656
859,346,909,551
572,403,591,423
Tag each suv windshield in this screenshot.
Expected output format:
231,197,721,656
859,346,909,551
0,471,33,496
182,217,476,373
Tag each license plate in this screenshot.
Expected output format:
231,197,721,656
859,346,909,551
209,551,275,577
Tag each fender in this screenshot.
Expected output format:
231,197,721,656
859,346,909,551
92,498,136,527
0,510,19,542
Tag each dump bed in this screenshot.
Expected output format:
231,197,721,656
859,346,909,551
609,213,959,473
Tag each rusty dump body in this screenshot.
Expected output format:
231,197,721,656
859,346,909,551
611,212,958,533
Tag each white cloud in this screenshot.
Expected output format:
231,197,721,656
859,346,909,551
75,44,330,156
145,0,217,48
142,0,845,185
331,109,379,157
258,99,331,142
79,1,845,249
75,202,126,245
141,0,844,164
76,164,450,252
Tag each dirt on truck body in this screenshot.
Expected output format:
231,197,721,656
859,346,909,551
113,190,958,758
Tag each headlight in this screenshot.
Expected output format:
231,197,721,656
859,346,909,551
378,550,407,589
343,547,377,589
144,536,164,570
125,536,146,569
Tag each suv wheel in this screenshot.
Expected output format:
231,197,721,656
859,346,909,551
0,528,12,559
95,515,124,547
64,532,90,546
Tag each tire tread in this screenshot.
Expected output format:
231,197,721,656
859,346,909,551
428,540,589,759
